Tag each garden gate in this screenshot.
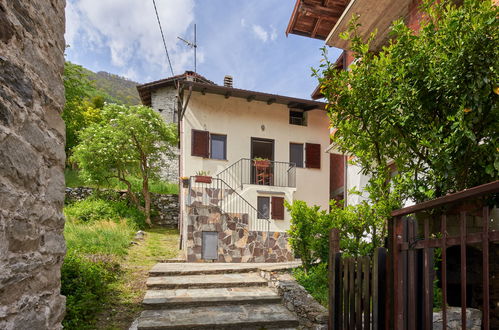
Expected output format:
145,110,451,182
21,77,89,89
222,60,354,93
329,180,499,330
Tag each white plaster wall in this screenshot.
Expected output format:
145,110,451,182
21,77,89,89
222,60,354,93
345,163,371,206
180,92,331,231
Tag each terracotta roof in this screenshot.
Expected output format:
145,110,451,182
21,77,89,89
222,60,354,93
286,0,349,40
136,71,215,106
182,81,326,111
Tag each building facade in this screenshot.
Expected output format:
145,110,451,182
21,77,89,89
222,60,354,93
138,73,330,262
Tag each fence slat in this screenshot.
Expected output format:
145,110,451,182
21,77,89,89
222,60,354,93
441,214,447,329
362,256,370,330
423,217,432,330
329,229,340,330
356,258,362,330
460,211,467,329
407,218,417,330
349,259,355,329
482,206,490,330
372,247,386,330
343,258,349,329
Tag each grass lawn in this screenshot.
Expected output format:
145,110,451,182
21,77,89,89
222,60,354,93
93,227,180,330
65,168,179,195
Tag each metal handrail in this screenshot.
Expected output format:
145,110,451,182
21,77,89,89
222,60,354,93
188,176,271,232
216,158,297,189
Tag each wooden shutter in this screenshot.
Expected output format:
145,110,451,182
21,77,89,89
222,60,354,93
305,143,321,169
191,129,209,157
271,197,285,220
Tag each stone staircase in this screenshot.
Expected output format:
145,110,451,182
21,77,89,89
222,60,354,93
136,263,300,329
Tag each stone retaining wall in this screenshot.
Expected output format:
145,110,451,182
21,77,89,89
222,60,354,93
0,0,66,328
433,307,481,330
65,187,179,227
186,205,294,262
260,270,328,329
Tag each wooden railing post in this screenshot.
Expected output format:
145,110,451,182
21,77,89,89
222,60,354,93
329,228,340,330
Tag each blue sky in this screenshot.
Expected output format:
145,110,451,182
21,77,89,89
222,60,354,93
65,0,342,99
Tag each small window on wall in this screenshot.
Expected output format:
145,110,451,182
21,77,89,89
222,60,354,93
210,134,227,160
289,143,304,168
257,197,270,219
257,196,285,220
289,110,307,126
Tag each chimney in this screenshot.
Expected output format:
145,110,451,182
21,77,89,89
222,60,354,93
223,75,233,88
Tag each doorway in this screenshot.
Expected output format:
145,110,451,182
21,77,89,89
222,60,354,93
251,138,274,185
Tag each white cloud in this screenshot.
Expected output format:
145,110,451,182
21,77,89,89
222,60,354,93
252,24,268,42
65,0,195,77
270,26,278,41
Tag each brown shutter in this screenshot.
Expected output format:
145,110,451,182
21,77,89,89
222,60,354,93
305,143,321,169
191,129,209,157
271,197,285,220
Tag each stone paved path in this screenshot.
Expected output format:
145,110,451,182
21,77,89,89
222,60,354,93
136,262,301,329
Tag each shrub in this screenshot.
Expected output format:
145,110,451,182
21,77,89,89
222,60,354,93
65,220,135,256
61,252,118,329
293,263,329,307
64,197,146,229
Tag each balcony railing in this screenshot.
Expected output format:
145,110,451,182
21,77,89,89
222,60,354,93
217,158,296,190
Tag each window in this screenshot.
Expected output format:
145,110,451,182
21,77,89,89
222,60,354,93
257,197,270,219
289,110,306,126
191,129,209,157
289,143,304,168
210,134,226,160
257,196,285,220
305,143,321,169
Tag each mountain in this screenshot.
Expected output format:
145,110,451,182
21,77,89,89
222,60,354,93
85,70,141,106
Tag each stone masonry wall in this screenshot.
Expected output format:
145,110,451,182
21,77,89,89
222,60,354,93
151,86,179,182
65,187,179,227
0,1,66,329
186,206,294,262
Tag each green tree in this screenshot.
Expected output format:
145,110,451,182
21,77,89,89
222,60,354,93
316,0,498,202
71,104,177,226
63,62,109,158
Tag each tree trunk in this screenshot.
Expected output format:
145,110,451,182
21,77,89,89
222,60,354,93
143,173,152,227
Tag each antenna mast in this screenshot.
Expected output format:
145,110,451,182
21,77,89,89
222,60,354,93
177,24,197,73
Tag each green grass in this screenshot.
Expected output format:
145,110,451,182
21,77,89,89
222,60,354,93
65,168,179,194
65,220,135,256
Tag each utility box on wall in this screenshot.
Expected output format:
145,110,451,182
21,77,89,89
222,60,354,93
202,231,218,260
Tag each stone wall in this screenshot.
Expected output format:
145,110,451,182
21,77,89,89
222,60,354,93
433,307,482,330
65,187,179,227
0,1,66,329
186,205,294,262
150,86,179,183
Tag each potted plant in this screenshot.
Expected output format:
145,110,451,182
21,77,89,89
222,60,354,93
180,176,190,188
253,157,270,168
194,170,212,184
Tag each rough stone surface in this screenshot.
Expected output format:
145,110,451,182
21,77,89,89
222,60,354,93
0,1,66,329
262,270,328,329
150,86,179,183
65,187,179,227
186,205,294,263
432,307,482,330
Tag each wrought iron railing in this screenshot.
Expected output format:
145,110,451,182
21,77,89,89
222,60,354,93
216,158,296,190
187,176,271,232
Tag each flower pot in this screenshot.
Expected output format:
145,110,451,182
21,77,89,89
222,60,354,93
181,178,189,188
253,160,270,168
195,175,212,184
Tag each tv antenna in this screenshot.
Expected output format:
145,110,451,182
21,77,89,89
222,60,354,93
177,24,197,73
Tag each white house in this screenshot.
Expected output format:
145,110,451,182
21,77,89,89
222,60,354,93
137,72,332,262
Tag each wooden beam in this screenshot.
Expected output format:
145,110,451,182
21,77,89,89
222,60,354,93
267,98,276,105
299,2,344,19
311,17,321,38
201,88,207,95
224,91,231,99
246,95,256,102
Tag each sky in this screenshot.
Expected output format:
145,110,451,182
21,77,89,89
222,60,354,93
65,0,342,99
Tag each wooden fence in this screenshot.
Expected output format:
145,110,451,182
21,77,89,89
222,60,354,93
328,180,499,330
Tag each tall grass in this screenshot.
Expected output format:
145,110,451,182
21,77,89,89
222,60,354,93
65,168,179,194
65,220,134,256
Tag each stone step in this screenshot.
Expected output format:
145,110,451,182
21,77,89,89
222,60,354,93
137,303,299,329
148,261,301,277
142,286,281,309
147,273,268,290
